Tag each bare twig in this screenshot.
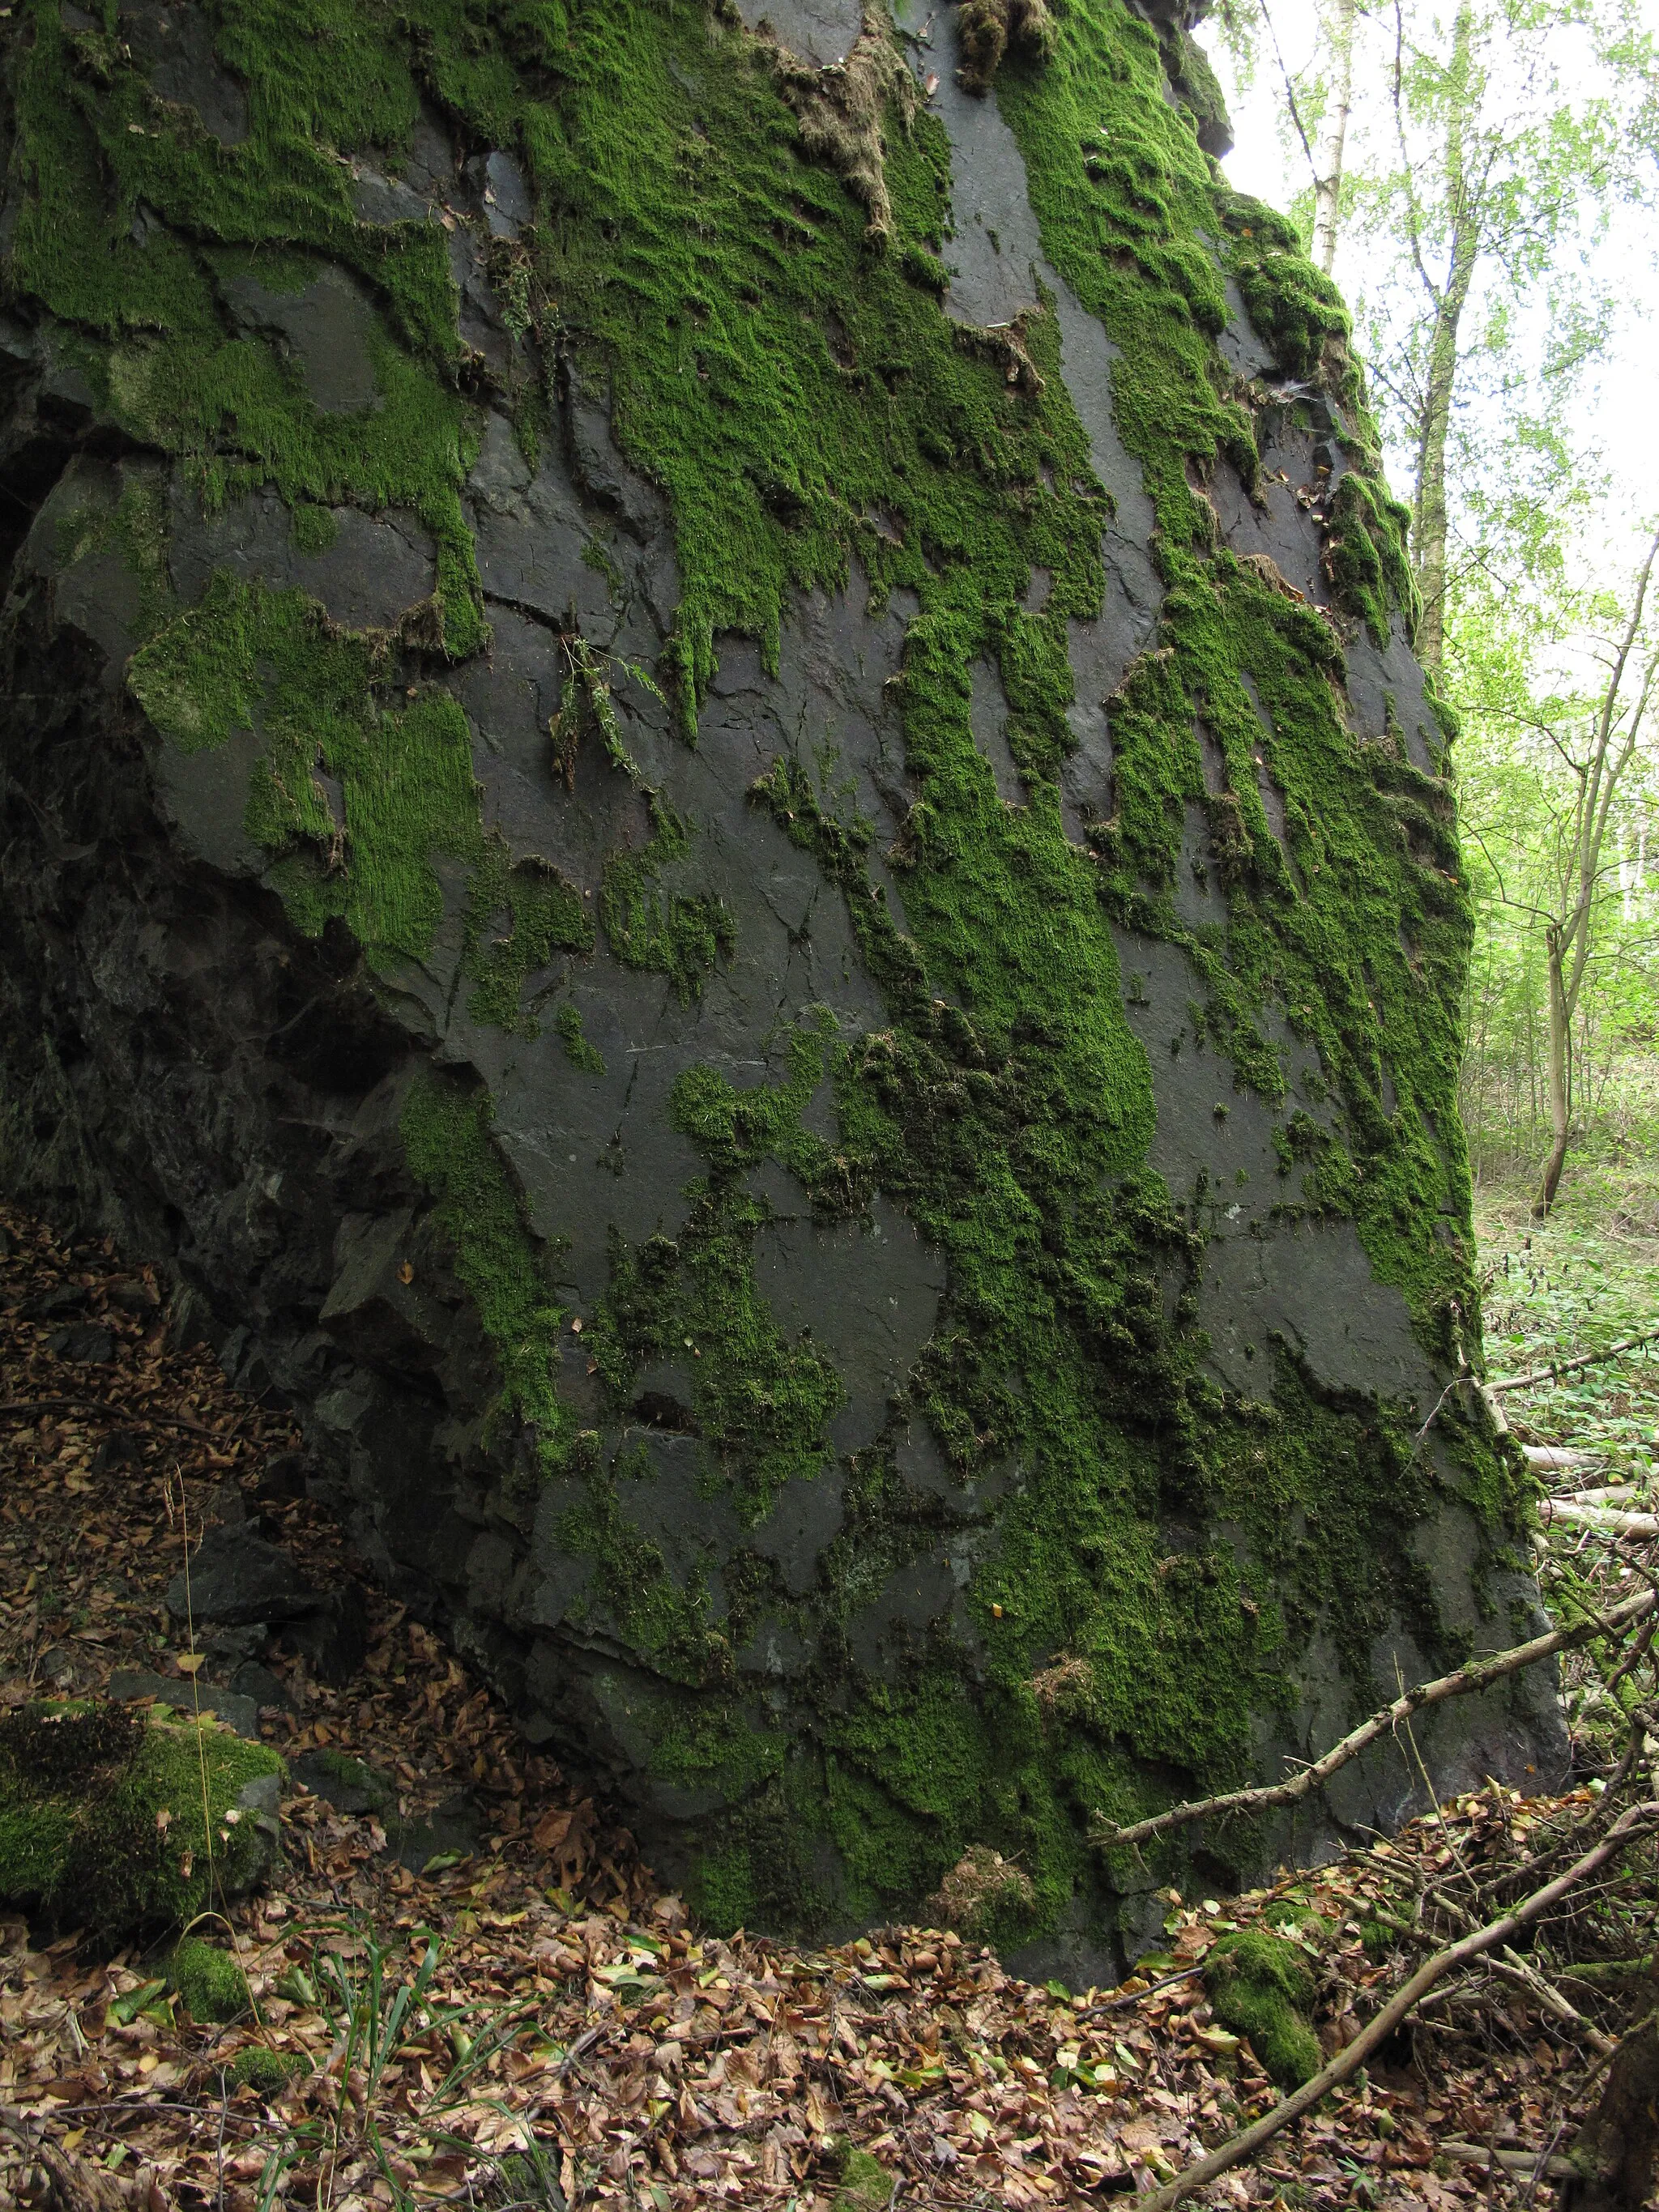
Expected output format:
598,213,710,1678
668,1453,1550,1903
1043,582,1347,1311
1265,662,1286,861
1488,1327,1659,1394
1078,1964,1204,2018
1133,1800,1659,2212
1094,1588,1656,1853
0,1395,227,1440
1491,1946,1617,2056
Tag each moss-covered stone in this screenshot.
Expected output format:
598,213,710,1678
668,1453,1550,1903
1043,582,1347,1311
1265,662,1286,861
830,2142,896,2211
230,2044,311,2095
0,0,1557,1965
0,1702,284,1940
171,1934,252,2023
1205,1926,1322,2088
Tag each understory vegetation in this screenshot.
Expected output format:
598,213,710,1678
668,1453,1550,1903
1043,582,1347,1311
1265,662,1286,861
6,1208,1659,2212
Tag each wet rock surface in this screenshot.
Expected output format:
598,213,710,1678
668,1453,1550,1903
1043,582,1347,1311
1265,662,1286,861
0,0,1561,1966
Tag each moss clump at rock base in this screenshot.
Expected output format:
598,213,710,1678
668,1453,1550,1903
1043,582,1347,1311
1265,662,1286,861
171,1933,253,2023
0,1701,284,1940
1204,1926,1322,2088
230,2045,312,2096
830,2141,897,2211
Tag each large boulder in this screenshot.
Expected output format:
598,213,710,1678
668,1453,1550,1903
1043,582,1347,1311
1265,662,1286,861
0,1703,284,1941
0,0,1561,1972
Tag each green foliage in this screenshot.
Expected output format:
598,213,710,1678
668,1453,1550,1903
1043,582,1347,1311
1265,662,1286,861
171,1935,252,2024
1204,1926,1322,2087
0,1703,283,1939
1478,1159,1659,1483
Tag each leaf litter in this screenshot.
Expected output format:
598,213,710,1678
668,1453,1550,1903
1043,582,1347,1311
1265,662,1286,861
0,1202,1648,2209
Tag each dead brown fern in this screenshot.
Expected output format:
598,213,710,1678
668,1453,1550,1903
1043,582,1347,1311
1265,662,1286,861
955,0,1056,95
925,1844,1036,1936
766,7,917,245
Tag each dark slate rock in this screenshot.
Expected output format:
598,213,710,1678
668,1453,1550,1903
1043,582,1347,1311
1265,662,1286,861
292,1749,394,1815
109,1668,262,1740
388,1790,483,1873
91,1430,147,1473
254,1451,312,1501
166,1526,323,1627
120,0,249,146
49,1322,115,1363
229,1661,296,1714
739,0,863,62
0,0,1567,1973
168,484,437,632
279,1594,369,1686
220,266,380,414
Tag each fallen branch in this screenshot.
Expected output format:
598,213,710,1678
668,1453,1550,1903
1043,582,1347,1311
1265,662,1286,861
0,1396,226,1441
1093,1588,1657,1853
1078,1964,1203,2017
1133,1799,1659,2212
1444,2141,1576,2180
1491,1945,1617,2056
1489,1328,1659,1395
1542,1499,1659,1538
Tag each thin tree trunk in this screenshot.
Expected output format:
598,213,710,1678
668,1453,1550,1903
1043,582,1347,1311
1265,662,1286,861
1535,921,1571,1213
1311,0,1355,273
1559,2014,1659,2212
1408,4,1478,673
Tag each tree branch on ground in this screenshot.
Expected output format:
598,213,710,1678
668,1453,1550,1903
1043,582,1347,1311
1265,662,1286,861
1133,1799,1659,2212
1092,1588,1655,1854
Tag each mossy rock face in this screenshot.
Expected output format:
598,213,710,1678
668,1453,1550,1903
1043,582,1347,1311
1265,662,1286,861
1205,1926,1322,2088
0,1703,284,1941
0,0,1563,1970
292,1748,394,1817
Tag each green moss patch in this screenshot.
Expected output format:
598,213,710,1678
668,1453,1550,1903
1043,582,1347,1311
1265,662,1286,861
1204,1926,1322,2088
831,2142,896,2212
0,1701,284,1941
171,1934,252,2023
230,2044,312,2095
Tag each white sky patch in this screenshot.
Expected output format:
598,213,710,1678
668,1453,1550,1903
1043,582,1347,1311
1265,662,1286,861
1192,0,1659,576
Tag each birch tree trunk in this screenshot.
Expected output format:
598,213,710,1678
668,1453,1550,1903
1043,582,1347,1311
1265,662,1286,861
1537,920,1572,1214
1311,0,1355,274
1407,6,1478,675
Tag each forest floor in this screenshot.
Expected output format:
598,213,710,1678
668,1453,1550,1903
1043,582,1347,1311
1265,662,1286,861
2,1165,1658,2212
